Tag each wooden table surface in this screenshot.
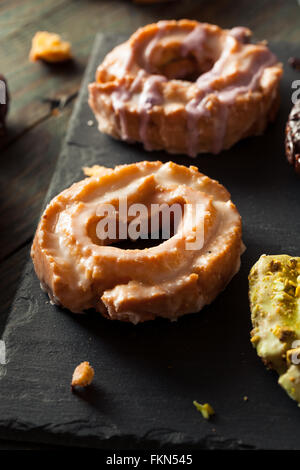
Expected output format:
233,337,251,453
0,0,299,449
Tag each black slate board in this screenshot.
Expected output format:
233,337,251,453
1,34,300,450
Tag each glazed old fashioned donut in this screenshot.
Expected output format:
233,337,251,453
31,161,244,323
89,20,282,157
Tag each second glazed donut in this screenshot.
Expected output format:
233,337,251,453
89,20,282,156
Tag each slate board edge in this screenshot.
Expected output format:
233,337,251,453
45,34,105,207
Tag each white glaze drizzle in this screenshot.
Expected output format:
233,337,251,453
110,21,169,146
111,88,131,140
181,24,207,62
143,20,169,68
182,28,277,156
112,23,276,156
138,75,167,150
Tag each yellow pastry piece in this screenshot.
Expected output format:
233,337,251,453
30,31,72,63
71,361,94,389
249,255,300,404
193,401,215,419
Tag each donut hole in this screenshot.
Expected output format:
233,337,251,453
159,56,208,82
111,225,172,250
86,203,183,249
142,39,218,82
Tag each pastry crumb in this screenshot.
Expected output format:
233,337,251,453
288,57,300,71
71,361,94,389
30,31,72,63
51,108,60,117
193,400,215,419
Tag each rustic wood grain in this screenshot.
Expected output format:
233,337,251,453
0,105,72,260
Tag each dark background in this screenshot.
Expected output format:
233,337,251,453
0,0,299,450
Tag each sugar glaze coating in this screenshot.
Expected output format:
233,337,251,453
89,20,282,156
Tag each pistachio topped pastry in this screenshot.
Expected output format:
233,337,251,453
249,255,300,403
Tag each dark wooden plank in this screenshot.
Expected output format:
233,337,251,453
0,105,72,261
0,0,70,40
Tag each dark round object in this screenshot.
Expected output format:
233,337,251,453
0,74,9,136
286,100,300,175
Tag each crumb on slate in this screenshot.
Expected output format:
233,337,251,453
193,400,215,419
71,361,94,390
